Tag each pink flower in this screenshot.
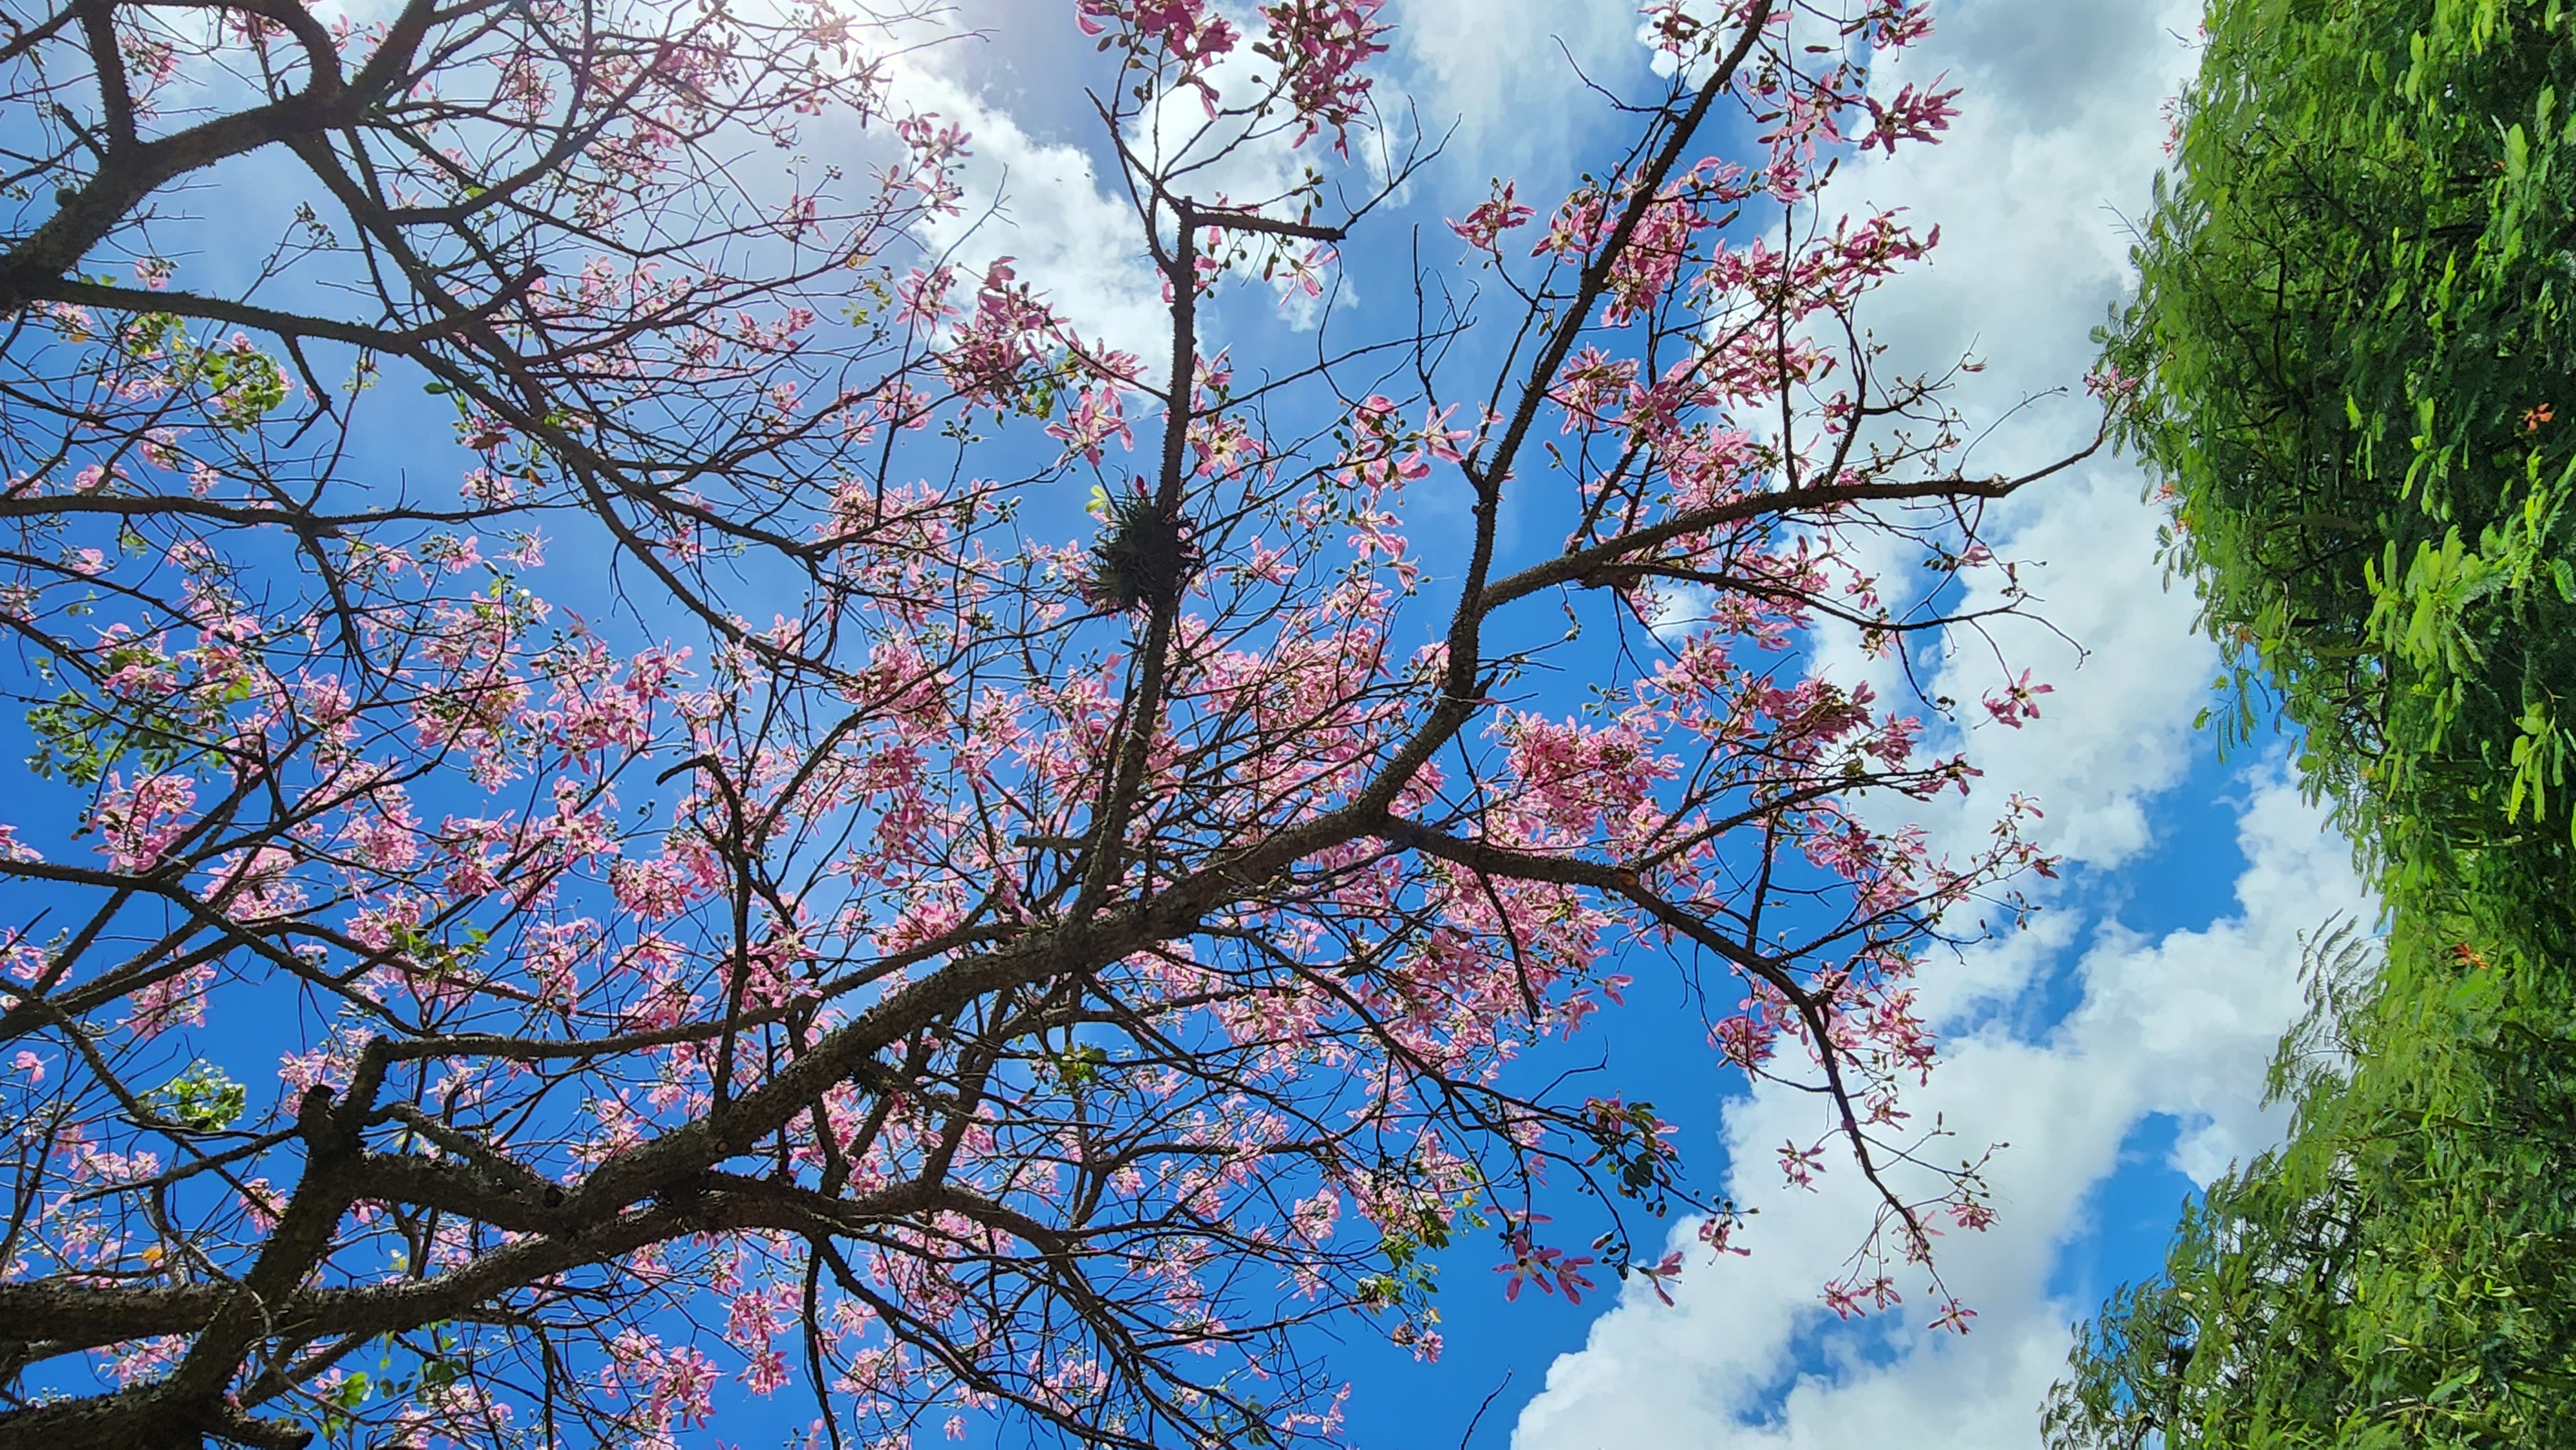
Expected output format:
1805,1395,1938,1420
91,773,198,874
609,1331,721,1431
1981,668,2052,728
126,961,214,1038
1495,1219,1598,1304
107,1336,185,1386
1861,80,1962,156
1253,0,1387,151
238,1177,285,1232
1449,180,1535,251
1633,1249,1686,1306
1045,385,1135,464
1275,242,1336,304
739,1345,791,1396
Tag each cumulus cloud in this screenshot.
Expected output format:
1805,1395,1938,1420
872,8,1389,370
1515,770,2369,1450
1497,1,2368,1447
880,48,1174,367
1815,0,2209,876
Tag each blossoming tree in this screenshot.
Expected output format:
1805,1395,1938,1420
0,0,2083,1444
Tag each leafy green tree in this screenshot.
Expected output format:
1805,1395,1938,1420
2050,917,2576,1446
2048,1,2576,1444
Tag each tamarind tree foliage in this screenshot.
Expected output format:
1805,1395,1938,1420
2047,1,2576,1444
0,0,2080,1444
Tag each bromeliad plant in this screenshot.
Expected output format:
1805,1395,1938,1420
0,0,2081,1445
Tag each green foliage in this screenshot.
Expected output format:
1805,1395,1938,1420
2049,1,2576,1444
25,654,254,786
146,1060,246,1133
109,309,290,429
1580,1096,1680,1211
2110,0,2576,858
2050,916,2576,1445
1051,1042,1110,1088
320,1328,475,1441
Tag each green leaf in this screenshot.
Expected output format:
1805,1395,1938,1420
146,1061,246,1133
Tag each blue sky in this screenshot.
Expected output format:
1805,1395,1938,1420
3,1,2380,1444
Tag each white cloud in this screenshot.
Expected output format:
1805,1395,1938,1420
882,52,1174,369
1392,0,1644,166
1513,770,2370,1450
873,10,1388,374
1815,0,2209,878
1502,1,2366,1447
